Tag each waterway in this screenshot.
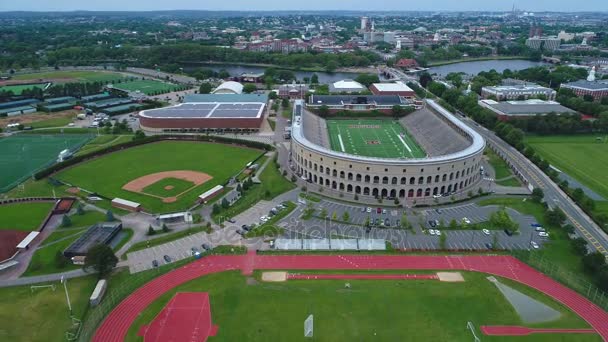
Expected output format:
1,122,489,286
428,59,549,77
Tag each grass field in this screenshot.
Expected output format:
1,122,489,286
485,149,521,187
327,119,425,159
12,70,125,83
0,202,54,231
125,270,598,342
76,135,133,156
0,83,49,95
0,134,94,193
112,79,180,95
526,135,608,199
0,275,96,342
55,141,262,212
142,178,195,198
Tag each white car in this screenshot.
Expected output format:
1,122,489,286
429,229,436,236
366,207,372,213
530,241,540,249
539,232,549,238
535,227,545,232
433,194,442,199
260,216,269,223
462,217,471,224
435,230,442,236
482,229,490,235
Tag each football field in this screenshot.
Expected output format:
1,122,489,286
327,119,425,159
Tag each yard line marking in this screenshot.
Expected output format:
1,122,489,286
337,134,346,152
396,131,412,154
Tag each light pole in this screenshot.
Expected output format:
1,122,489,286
61,275,73,316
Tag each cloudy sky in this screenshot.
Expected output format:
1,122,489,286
1,0,607,12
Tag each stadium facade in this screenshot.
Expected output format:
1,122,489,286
290,100,486,201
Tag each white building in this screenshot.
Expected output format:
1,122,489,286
329,80,366,93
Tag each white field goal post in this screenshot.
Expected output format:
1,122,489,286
30,284,56,293
304,314,313,338
466,321,481,342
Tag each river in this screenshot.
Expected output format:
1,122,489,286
428,59,549,77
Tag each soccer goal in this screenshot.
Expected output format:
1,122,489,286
30,284,56,293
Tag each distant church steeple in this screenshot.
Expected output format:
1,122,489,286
587,66,596,82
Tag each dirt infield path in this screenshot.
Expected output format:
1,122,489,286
122,171,212,193
93,255,608,342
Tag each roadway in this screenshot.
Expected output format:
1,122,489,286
457,113,608,255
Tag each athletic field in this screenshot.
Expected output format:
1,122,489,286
11,70,125,83
0,83,49,95
112,79,180,95
327,119,425,159
0,134,93,193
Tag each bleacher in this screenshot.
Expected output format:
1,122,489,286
400,108,471,157
301,110,330,148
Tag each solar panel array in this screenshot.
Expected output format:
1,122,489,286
143,102,264,119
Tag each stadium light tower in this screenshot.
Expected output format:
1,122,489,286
61,275,73,316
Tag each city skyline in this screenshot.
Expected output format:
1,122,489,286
1,0,608,12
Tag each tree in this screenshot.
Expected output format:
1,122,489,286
419,72,433,88
162,223,170,233
54,251,68,269
531,188,545,203
147,225,156,235
281,98,290,109
84,244,118,279
571,237,588,256
318,105,329,117
449,219,458,230
332,211,338,221
489,209,518,233
320,208,328,219
236,184,243,193
342,211,350,222
76,204,84,215
545,207,566,226
212,203,220,215
439,233,447,249
582,252,608,274
243,83,257,94
310,74,319,84
106,210,115,222
133,130,146,141
61,215,72,227
221,198,230,209
199,82,212,94
354,73,380,87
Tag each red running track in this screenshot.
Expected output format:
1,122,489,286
287,273,439,280
481,325,597,336
93,255,608,342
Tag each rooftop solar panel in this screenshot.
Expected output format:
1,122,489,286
141,102,264,119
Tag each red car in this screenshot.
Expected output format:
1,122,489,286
376,208,382,214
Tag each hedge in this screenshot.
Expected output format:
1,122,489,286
34,135,273,180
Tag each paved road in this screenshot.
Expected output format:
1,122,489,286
454,107,608,255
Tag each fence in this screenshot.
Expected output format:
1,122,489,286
511,250,608,312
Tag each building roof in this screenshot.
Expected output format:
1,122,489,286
562,80,608,91
330,79,365,91
199,185,224,200
140,103,265,119
479,99,576,116
63,222,122,257
371,82,414,93
16,231,40,249
184,93,268,103
212,81,244,94
308,95,405,106
483,84,555,93
111,198,141,208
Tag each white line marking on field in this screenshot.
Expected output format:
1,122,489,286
396,134,412,153
338,134,346,152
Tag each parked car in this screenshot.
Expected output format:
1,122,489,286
242,224,251,231
435,230,442,236
374,218,380,226
535,227,545,232
429,229,436,236
504,229,513,236
382,209,387,214
202,243,212,251
462,217,471,225
366,207,372,213
236,230,245,236
384,218,390,227
530,241,540,249
227,218,236,223
395,219,400,227
482,229,490,235
163,255,172,263
376,208,382,214
485,243,493,250
539,232,550,238
360,207,365,212
191,247,199,254
428,220,437,228
152,260,159,267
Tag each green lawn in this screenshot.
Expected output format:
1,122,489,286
23,231,83,276
213,159,295,223
485,148,520,187
326,119,426,158
142,177,196,198
54,141,262,213
125,270,598,342
76,135,133,156
526,135,608,198
12,70,126,83
39,227,87,247
112,79,180,95
0,202,55,231
0,83,48,95
29,116,75,129
62,210,108,229
0,275,97,342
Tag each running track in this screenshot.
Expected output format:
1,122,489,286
93,255,608,341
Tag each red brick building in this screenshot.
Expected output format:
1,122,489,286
395,58,419,69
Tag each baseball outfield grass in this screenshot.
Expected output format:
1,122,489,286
327,119,425,159
125,270,598,342
0,201,55,231
54,141,263,213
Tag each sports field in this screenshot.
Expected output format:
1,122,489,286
0,202,55,231
54,141,262,212
0,83,49,95
11,70,126,83
112,79,180,95
124,270,597,342
0,134,94,193
327,119,426,159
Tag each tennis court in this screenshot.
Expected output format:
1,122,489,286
112,80,180,95
0,134,93,192
327,119,426,159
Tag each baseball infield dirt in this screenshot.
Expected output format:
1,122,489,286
122,171,212,193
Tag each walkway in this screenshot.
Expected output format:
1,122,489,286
93,255,608,342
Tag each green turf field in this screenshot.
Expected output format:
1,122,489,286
0,83,49,95
125,270,598,342
142,178,196,198
112,79,180,95
0,134,94,193
526,135,608,199
0,202,55,231
12,70,126,83
327,119,426,159
54,141,262,212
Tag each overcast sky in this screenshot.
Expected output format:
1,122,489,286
1,0,607,12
